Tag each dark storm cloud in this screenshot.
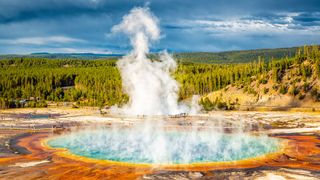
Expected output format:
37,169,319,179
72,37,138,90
162,25,192,30
0,0,319,54
292,12,320,27
0,0,155,24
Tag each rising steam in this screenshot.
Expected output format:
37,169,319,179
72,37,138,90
111,7,195,115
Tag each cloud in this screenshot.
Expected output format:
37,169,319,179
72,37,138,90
0,36,85,45
0,0,319,53
0,45,113,55
195,19,288,33
49,47,113,54
176,12,320,40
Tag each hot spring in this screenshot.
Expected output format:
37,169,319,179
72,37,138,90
47,127,280,165
46,7,280,166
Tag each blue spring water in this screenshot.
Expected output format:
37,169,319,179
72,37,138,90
48,128,280,164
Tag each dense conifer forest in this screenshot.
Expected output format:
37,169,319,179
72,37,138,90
173,46,298,64
0,45,319,109
0,46,299,64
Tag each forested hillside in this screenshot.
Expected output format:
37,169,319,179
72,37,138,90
202,45,320,110
0,45,319,109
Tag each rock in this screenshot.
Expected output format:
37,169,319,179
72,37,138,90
188,172,203,179
278,153,294,162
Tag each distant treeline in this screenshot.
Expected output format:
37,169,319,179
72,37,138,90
1,46,302,64
172,46,298,64
0,45,319,108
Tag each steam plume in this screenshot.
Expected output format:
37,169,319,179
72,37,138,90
112,7,192,115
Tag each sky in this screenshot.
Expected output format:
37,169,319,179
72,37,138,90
0,0,320,54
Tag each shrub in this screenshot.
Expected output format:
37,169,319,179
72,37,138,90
303,82,310,92
298,93,305,100
272,84,279,91
200,97,214,111
279,86,287,94
288,85,299,96
311,87,318,96
26,101,36,108
259,79,268,84
217,101,227,110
